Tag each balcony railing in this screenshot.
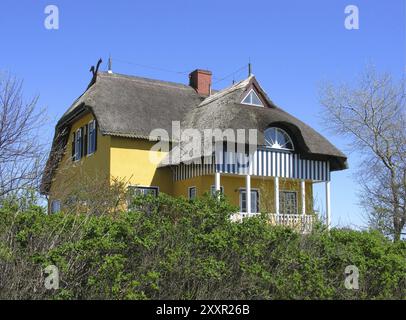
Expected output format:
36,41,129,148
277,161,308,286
231,212,315,234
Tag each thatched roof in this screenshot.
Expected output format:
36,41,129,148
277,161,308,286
41,72,347,194
58,72,203,138
182,76,346,158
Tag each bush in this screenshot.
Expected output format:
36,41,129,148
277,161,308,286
0,194,405,299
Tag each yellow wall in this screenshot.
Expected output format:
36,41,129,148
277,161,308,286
173,175,314,214
49,112,111,202
110,137,173,195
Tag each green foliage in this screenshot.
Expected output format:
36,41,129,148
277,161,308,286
0,194,405,300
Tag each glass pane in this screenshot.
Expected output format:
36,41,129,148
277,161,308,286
240,191,246,212
279,191,297,214
251,191,258,213
242,93,252,104
240,191,259,213
242,90,264,106
189,187,196,199
250,91,263,106
264,128,276,146
276,129,287,145
264,128,293,150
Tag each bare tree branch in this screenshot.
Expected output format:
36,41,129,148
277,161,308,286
319,66,406,241
0,72,47,199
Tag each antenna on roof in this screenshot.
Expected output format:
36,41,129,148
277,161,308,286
108,55,113,74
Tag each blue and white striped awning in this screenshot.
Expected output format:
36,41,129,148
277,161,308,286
173,150,330,182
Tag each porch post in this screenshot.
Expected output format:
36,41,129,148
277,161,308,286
215,172,221,193
275,176,279,214
301,180,306,215
246,174,251,215
325,180,331,230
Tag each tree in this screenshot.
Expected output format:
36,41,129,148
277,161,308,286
319,66,406,241
0,73,46,199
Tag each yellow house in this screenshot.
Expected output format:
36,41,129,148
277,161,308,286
41,67,347,231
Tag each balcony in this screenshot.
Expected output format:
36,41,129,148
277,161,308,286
231,212,315,234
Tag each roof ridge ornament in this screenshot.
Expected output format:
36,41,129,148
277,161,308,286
87,58,103,89
107,55,113,74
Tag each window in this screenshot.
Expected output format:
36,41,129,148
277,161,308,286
210,185,224,196
239,189,259,213
280,191,297,214
127,186,159,210
241,89,264,107
264,127,294,151
50,200,61,214
188,186,197,200
72,120,97,161
129,186,159,197
87,120,97,155
73,128,83,161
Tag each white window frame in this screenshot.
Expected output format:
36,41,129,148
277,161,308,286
127,185,159,210
74,128,82,161
50,200,61,214
239,188,260,213
188,186,197,200
87,120,96,156
129,185,159,197
241,89,264,107
264,127,294,151
279,190,298,215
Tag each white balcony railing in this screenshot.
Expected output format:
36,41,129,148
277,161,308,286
231,212,315,233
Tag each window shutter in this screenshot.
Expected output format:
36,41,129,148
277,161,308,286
94,121,98,152
81,127,85,157
71,132,76,160
84,124,88,156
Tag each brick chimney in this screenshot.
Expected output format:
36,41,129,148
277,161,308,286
189,69,212,96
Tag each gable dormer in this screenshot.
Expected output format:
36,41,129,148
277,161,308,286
241,88,264,107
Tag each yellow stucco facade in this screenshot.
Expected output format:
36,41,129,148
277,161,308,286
110,137,173,195
49,113,111,201
172,175,313,214
49,113,314,214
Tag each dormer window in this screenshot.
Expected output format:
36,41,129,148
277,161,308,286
241,89,264,107
264,127,294,151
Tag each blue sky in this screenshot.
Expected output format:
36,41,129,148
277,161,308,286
1,0,405,228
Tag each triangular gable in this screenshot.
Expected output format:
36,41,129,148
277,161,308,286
239,76,275,108
241,89,263,106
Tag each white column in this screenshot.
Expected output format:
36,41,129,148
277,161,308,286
275,176,279,214
246,174,251,216
215,172,221,192
325,180,331,230
301,180,306,215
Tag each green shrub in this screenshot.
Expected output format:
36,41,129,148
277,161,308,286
0,194,404,299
